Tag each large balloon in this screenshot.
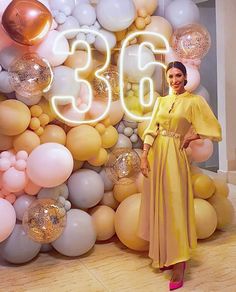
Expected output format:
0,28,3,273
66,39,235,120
165,0,200,29
0,100,31,136
52,209,96,257
26,143,73,187
9,53,52,98
119,44,155,83
189,138,214,162
115,193,149,251
68,169,104,209
194,198,217,239
72,3,96,26
22,198,66,243
2,0,52,46
139,16,173,49
13,130,40,154
0,198,16,243
184,64,200,92
0,224,41,264
96,0,136,32
30,30,69,67
172,23,211,60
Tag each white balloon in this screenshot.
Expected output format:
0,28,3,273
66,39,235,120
184,64,201,92
0,44,28,71
96,0,136,32
16,93,42,106
0,0,11,20
165,47,180,65
0,71,13,93
72,3,96,26
57,16,80,39
119,45,156,83
38,0,51,11
44,66,80,101
49,0,75,11
165,0,200,29
193,84,210,103
13,195,36,221
30,30,69,67
112,134,132,149
94,29,116,54
155,0,173,17
99,169,114,192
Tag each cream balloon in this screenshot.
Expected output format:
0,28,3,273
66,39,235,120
99,191,119,210
118,44,155,83
194,198,217,239
193,85,210,103
94,29,116,54
108,100,124,126
139,16,173,49
115,193,149,251
184,64,200,92
133,0,158,15
113,178,139,203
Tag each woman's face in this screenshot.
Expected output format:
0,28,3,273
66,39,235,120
166,67,186,94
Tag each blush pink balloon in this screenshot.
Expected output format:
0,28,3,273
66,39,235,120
24,179,41,196
2,167,28,193
26,143,73,188
165,47,180,64
189,138,213,162
184,64,200,92
0,198,16,242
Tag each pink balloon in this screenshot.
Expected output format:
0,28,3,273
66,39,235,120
15,160,27,171
26,143,73,188
184,64,200,92
189,138,213,162
0,157,11,171
16,150,28,161
89,100,107,120
0,198,16,243
2,167,28,193
24,179,41,196
165,47,180,64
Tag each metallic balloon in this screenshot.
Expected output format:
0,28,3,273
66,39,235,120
22,198,66,244
8,53,52,98
92,65,120,101
2,0,52,46
171,23,211,60
105,148,141,184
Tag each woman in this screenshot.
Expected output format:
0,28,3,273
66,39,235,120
138,61,222,290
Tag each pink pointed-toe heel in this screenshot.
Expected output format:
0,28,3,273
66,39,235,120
160,265,174,272
169,262,186,291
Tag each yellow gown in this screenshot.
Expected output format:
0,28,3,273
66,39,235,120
137,91,222,268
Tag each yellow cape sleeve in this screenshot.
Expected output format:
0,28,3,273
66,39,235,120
191,95,222,142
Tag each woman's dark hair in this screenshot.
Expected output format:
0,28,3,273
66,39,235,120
166,61,187,85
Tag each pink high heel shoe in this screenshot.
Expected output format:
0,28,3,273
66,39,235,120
169,262,186,291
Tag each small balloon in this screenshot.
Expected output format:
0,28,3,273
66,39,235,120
22,198,66,243
105,148,141,184
8,53,52,98
2,0,52,46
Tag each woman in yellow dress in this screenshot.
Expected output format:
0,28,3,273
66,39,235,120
138,61,222,290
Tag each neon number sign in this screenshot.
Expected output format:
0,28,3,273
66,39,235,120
51,29,170,124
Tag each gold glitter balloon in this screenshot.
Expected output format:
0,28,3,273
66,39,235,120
22,198,66,243
105,148,141,184
92,65,120,101
171,23,211,60
9,53,52,98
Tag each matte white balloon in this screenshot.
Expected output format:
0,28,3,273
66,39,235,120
0,44,28,71
94,29,116,54
96,0,136,32
0,71,13,93
57,16,80,39
184,64,201,92
13,195,36,221
112,134,132,149
119,45,156,83
49,0,75,11
52,209,96,257
165,0,200,29
72,3,96,26
16,93,42,106
193,84,210,103
99,169,114,192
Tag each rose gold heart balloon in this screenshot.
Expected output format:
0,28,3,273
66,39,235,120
2,0,52,46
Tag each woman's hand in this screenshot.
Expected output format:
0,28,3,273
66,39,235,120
140,156,150,178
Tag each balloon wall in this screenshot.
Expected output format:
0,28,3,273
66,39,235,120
0,0,234,264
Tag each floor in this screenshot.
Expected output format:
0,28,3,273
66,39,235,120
0,184,236,292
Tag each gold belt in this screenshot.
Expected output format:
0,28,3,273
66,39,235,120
157,129,181,138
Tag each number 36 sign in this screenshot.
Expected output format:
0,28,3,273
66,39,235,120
51,29,170,124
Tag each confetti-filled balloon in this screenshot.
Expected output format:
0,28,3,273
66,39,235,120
92,65,120,101
8,53,52,98
171,23,211,60
105,148,141,184
22,198,66,244
2,0,52,46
